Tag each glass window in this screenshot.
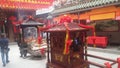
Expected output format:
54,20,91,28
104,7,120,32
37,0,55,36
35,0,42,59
24,27,37,39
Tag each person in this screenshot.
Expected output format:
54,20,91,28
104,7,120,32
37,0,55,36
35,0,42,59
18,40,28,58
0,33,10,67
17,40,22,57
70,33,82,52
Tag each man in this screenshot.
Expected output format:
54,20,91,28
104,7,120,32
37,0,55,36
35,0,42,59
18,40,28,58
0,33,10,67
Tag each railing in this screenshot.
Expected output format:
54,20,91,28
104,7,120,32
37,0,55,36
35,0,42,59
85,53,120,68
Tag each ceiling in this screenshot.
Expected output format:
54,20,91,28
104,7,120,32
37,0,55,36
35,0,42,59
0,0,54,10
0,0,54,21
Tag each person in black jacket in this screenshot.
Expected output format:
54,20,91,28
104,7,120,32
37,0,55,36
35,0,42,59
18,40,28,58
0,33,10,67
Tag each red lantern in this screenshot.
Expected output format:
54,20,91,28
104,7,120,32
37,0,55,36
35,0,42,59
60,15,72,23
9,16,16,21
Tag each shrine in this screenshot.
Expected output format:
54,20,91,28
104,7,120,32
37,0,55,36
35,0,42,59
45,22,89,68
20,17,47,56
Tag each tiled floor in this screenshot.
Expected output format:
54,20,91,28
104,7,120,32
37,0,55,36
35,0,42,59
0,44,47,68
0,43,119,68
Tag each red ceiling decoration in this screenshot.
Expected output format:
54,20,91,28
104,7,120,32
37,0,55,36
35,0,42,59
0,0,54,10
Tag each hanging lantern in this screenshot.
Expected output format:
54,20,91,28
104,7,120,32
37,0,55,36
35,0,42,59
9,16,17,21
60,15,72,23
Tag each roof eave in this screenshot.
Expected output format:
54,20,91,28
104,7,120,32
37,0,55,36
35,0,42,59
51,1,120,16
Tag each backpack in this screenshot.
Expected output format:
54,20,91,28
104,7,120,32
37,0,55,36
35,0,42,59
0,38,9,49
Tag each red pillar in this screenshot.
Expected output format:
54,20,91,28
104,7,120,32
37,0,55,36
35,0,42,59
117,58,120,68
37,28,42,44
104,62,111,68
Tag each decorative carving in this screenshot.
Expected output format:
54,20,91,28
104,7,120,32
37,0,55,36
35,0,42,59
73,53,80,59
54,54,63,62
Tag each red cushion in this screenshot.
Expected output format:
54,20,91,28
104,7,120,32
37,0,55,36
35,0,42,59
87,36,108,47
87,36,95,44
95,37,107,47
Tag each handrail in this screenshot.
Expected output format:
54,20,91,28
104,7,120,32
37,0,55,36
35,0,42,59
87,60,105,67
86,53,116,62
84,53,119,68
